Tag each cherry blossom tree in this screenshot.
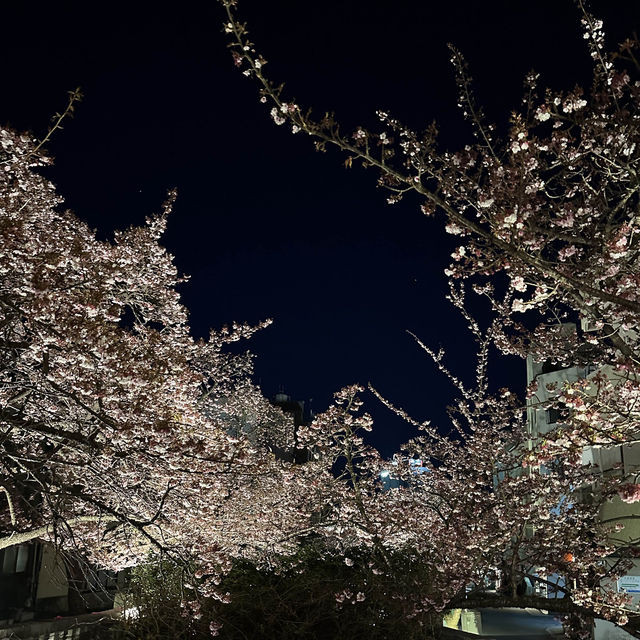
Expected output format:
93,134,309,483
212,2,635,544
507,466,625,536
299,369,631,634
219,0,640,439
219,0,640,634
0,124,321,593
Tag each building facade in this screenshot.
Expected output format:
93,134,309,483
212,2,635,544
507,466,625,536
525,325,640,607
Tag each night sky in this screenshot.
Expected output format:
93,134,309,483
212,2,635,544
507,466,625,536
4,1,639,457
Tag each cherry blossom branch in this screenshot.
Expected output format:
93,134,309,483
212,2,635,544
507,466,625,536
30,87,83,159
0,515,117,551
220,0,640,323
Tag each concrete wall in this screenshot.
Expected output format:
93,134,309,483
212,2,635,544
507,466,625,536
36,546,68,601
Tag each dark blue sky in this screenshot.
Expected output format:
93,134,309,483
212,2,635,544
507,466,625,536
3,0,639,457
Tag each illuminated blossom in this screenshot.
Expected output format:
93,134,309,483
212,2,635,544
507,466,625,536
618,484,640,504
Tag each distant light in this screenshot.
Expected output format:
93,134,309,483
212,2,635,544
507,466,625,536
380,470,390,478
409,458,430,473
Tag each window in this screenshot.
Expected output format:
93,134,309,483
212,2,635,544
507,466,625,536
547,408,560,424
542,360,565,375
547,404,568,425
1,545,29,574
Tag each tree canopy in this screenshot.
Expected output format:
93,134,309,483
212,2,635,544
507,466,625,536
3,1,640,637
217,0,640,635
0,124,321,592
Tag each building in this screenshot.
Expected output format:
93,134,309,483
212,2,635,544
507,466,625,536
271,392,313,463
525,323,640,609
0,541,125,636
